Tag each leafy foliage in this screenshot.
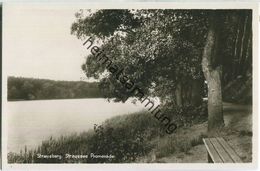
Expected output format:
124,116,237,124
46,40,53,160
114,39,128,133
71,9,141,39
163,101,208,127
72,9,252,105
72,9,209,105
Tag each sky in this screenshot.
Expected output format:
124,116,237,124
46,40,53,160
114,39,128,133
4,5,92,81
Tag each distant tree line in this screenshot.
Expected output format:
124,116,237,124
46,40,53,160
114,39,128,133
8,76,103,101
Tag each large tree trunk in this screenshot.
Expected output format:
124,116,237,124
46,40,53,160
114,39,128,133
207,68,224,131
202,12,224,135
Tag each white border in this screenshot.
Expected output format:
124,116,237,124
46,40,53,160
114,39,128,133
1,2,258,170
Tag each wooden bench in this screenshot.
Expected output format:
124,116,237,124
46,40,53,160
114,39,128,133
203,137,243,163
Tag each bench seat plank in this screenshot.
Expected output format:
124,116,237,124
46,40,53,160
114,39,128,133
210,138,234,163
216,137,243,163
203,138,223,163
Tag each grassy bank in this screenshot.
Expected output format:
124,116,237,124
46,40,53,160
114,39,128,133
8,103,252,163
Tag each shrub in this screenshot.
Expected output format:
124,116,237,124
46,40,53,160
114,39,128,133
190,133,207,147
88,124,153,163
239,130,253,137
163,102,208,128
155,138,176,158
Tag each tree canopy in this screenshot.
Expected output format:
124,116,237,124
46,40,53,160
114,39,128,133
71,9,252,107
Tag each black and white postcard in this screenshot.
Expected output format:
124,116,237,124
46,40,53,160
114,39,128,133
1,2,258,170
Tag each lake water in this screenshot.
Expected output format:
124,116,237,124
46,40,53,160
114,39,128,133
7,98,146,153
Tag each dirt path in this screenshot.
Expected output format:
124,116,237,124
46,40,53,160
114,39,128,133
157,102,252,163
223,102,252,132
